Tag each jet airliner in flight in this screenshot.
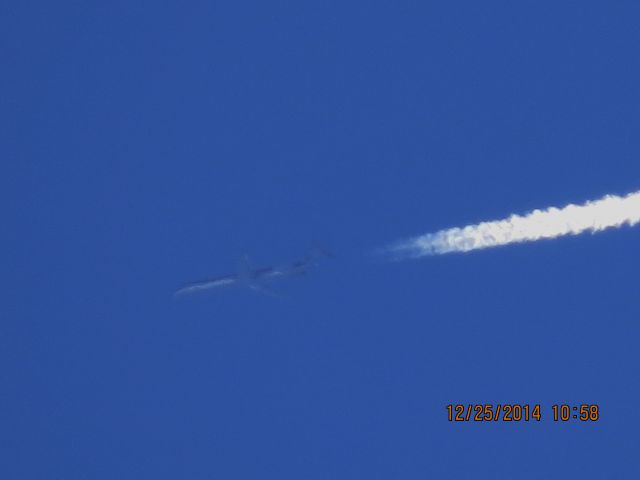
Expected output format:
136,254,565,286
175,248,333,297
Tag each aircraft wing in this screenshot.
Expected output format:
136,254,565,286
174,276,237,296
248,282,281,297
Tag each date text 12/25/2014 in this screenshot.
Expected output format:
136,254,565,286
446,404,600,422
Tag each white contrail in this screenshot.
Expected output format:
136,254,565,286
386,190,640,259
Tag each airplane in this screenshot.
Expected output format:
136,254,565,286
174,247,333,297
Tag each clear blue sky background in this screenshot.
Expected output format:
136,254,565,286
4,1,640,478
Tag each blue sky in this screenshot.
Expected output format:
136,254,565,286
4,1,640,478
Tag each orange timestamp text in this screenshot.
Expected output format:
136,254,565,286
446,404,600,422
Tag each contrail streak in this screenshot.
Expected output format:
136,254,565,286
385,190,640,259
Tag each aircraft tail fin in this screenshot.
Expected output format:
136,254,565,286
310,245,335,260
237,254,252,282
